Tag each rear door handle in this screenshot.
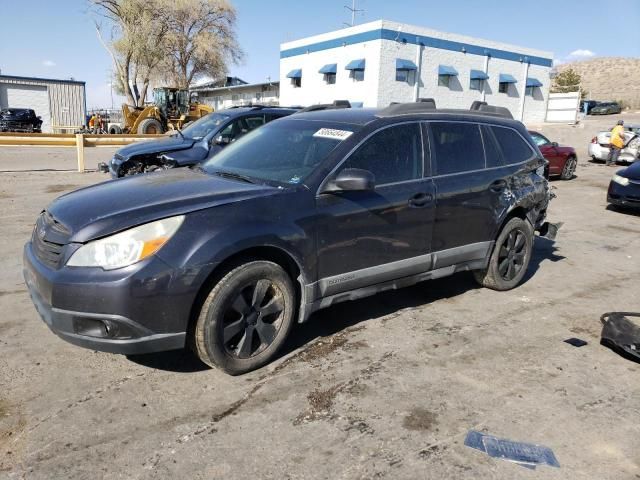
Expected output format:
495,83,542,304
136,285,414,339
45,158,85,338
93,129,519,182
408,192,433,207
490,180,508,192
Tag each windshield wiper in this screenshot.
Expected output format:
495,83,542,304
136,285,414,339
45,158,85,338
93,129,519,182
213,170,255,184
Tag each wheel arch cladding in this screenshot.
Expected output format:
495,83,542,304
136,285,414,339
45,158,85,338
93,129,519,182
186,245,306,338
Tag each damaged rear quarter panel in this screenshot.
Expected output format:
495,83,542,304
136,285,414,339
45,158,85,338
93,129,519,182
492,158,550,238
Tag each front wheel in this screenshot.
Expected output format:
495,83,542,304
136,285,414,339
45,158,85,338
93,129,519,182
193,261,296,375
474,217,534,291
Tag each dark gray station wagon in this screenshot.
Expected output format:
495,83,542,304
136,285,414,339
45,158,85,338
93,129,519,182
24,101,555,374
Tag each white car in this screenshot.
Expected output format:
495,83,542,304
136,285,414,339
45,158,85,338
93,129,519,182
589,129,640,163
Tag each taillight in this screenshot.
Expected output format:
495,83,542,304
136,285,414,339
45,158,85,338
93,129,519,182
591,137,597,144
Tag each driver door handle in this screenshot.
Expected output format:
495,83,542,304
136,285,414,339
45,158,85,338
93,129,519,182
408,192,433,208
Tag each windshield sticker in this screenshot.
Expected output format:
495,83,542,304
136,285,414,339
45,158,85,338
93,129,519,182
288,176,302,184
313,128,353,141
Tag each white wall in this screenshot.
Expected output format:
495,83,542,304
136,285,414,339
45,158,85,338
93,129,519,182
279,40,382,107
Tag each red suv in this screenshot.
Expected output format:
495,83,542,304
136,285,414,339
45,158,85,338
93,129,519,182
528,131,577,180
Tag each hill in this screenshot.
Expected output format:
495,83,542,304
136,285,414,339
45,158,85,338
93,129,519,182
556,57,640,109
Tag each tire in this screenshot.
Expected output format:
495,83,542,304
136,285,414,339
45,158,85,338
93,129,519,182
109,125,122,135
138,118,164,135
560,156,577,180
193,261,296,375
473,217,534,291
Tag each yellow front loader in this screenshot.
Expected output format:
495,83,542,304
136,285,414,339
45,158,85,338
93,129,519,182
122,87,213,134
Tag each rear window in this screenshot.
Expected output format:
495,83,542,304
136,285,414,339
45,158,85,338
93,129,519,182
430,122,484,175
491,126,534,164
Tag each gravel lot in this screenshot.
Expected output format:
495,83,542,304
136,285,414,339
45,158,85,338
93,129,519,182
1,113,639,479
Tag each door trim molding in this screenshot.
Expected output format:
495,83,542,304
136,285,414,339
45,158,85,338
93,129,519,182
309,241,492,300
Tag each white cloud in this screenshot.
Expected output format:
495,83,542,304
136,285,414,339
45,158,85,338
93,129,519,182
42,60,56,67
568,49,595,58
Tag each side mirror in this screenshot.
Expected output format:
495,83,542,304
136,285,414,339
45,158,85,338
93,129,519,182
325,168,375,193
551,142,559,147
215,135,230,145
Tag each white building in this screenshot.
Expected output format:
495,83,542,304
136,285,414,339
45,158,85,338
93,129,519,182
280,20,553,123
192,77,280,110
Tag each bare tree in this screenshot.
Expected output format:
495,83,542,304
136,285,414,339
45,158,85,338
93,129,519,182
159,0,244,88
91,0,168,106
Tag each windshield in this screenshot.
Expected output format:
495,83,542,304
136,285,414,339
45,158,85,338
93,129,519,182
201,119,357,184
530,132,549,146
181,113,230,140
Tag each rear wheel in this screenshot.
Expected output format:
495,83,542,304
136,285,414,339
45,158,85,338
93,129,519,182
474,217,534,291
193,261,296,375
560,156,577,180
138,118,164,135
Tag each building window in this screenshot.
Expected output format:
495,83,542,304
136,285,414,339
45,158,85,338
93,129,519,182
470,79,483,91
438,75,451,87
231,94,239,101
350,70,364,82
499,82,509,94
291,77,302,88
324,73,336,85
396,69,415,83
525,86,534,96
255,92,262,101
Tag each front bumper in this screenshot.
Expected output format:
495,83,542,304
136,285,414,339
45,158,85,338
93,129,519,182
23,242,190,355
607,180,640,210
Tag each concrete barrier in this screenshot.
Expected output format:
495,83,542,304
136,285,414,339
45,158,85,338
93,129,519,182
0,133,166,172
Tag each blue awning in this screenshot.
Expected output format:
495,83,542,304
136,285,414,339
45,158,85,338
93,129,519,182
396,59,417,71
526,77,542,87
499,73,518,84
345,59,366,70
286,69,302,79
318,64,337,74
470,69,489,80
438,65,458,76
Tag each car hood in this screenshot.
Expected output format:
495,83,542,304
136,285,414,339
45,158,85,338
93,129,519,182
621,161,640,181
47,168,279,242
116,135,196,159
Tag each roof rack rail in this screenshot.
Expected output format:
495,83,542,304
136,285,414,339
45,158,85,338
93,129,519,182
297,100,351,113
377,98,436,117
470,101,513,119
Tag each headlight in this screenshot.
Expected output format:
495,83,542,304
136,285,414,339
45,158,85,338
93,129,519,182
67,215,184,270
612,174,630,187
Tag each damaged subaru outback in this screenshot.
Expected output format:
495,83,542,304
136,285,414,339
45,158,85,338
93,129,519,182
24,100,556,374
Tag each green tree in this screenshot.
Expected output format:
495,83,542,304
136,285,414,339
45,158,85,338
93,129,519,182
551,68,588,100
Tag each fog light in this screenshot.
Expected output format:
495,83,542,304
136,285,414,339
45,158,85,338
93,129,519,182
73,317,108,338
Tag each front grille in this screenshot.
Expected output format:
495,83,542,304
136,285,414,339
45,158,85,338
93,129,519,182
31,212,71,269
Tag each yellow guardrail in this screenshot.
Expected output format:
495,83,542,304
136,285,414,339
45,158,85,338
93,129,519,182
0,132,166,172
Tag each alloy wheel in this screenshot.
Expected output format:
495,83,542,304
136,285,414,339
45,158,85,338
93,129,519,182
498,229,527,281
222,279,285,359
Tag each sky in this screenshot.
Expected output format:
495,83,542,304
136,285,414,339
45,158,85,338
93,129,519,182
0,0,638,108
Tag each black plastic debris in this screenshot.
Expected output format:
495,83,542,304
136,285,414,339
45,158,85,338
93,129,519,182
538,221,563,241
601,312,640,363
564,337,588,347
464,430,560,470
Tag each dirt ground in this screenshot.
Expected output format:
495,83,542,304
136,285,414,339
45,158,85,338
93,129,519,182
1,113,639,480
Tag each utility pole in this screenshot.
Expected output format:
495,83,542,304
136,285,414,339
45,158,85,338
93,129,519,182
344,0,364,27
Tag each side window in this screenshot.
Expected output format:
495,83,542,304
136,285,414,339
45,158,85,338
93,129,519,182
491,126,535,163
341,123,422,185
218,118,245,142
481,126,505,168
430,122,484,175
243,115,265,130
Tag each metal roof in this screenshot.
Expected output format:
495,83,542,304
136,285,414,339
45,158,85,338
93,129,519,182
0,74,85,85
